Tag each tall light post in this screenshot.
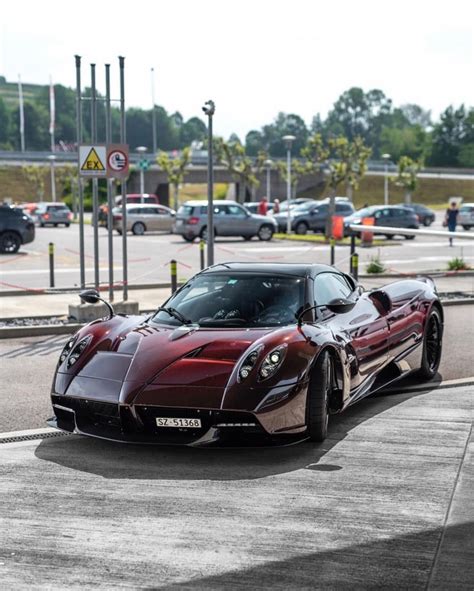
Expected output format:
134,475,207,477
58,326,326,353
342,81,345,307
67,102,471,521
48,154,57,202
151,67,157,155
264,159,273,201
202,100,215,266
136,146,148,194
382,153,391,206
282,135,296,234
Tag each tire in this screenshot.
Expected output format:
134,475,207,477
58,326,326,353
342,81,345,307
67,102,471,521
418,308,443,379
182,235,195,243
242,235,252,241
200,226,215,241
132,222,146,236
295,221,308,235
0,231,21,254
463,225,471,231
306,351,332,442
116,229,123,236
423,219,431,227
385,234,394,240
65,223,70,228
54,223,58,227
257,224,274,241
40,222,45,228
405,234,416,240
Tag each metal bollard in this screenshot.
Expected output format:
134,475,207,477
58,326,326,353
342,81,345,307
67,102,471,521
351,252,359,281
170,259,177,294
199,239,205,270
330,237,335,266
48,242,55,288
350,235,356,274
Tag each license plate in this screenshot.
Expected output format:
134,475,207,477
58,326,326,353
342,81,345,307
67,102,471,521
156,417,201,428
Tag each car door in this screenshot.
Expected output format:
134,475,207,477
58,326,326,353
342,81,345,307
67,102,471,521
226,204,251,235
154,206,173,231
212,204,231,235
314,272,389,391
309,204,328,231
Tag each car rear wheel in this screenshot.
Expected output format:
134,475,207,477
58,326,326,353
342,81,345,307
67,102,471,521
306,351,331,442
295,221,308,235
418,308,442,379
463,225,472,231
182,235,195,242
65,223,70,228
423,219,432,227
257,224,274,241
0,231,21,254
132,222,146,235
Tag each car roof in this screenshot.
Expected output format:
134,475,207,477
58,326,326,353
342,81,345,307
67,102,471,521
200,262,337,278
182,200,244,206
120,203,169,209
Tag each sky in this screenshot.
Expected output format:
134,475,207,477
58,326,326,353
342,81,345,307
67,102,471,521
1,0,473,139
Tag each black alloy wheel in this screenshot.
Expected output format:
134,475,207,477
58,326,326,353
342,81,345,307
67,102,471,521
418,308,442,379
306,351,332,442
0,231,21,254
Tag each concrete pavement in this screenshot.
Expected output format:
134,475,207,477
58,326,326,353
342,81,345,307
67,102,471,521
0,382,472,589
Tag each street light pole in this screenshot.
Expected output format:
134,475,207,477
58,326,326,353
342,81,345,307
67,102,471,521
202,100,215,267
136,146,147,194
283,135,296,234
264,159,273,201
382,153,391,206
48,155,57,202
151,68,157,155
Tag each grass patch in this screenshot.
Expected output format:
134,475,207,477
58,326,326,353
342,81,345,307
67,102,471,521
366,256,387,274
447,257,471,271
273,233,398,247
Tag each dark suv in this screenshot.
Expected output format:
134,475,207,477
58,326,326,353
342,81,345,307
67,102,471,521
273,199,355,234
0,205,36,253
344,205,419,239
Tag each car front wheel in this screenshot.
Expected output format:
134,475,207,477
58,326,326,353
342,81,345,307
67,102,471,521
257,224,274,241
132,222,146,235
295,221,308,235
0,231,21,254
306,351,332,442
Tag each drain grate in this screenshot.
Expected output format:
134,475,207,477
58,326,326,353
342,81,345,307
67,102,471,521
0,431,70,444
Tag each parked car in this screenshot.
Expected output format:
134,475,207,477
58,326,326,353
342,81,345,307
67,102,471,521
35,203,72,227
279,198,315,212
243,201,275,215
344,205,419,239
48,263,443,445
20,202,39,217
274,199,355,234
0,205,35,253
99,194,160,226
112,203,176,235
458,203,474,230
397,203,435,226
174,200,277,242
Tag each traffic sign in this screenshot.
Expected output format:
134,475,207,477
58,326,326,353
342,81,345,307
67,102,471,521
107,144,129,179
138,159,150,171
79,145,107,177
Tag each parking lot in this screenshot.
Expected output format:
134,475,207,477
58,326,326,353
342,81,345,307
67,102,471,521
1,218,473,292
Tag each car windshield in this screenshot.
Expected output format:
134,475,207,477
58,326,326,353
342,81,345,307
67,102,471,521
151,273,306,328
352,207,376,218
292,201,319,213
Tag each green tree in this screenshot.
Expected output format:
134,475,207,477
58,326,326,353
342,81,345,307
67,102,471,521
214,138,259,203
276,158,314,199
428,105,474,167
180,117,207,146
392,156,423,204
0,97,12,149
156,147,191,211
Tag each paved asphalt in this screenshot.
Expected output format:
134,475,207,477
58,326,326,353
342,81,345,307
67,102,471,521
0,383,472,589
0,306,472,433
1,218,473,291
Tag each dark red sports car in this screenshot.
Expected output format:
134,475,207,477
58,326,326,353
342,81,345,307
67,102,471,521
48,263,443,445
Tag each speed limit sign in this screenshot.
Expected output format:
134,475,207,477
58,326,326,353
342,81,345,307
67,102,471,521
106,144,129,179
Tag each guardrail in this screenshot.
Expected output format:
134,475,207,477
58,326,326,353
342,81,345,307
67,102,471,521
348,224,474,240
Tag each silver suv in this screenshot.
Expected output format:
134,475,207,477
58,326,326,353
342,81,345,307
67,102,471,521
458,203,474,230
174,200,278,242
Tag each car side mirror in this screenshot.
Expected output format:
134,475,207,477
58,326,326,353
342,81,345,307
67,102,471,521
369,290,392,315
325,298,356,314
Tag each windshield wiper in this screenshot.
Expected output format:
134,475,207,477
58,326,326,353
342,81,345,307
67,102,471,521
156,307,192,325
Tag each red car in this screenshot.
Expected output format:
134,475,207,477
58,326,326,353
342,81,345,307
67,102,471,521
48,263,442,445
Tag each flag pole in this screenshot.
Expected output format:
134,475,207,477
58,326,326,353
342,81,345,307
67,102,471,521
49,76,55,152
18,75,25,152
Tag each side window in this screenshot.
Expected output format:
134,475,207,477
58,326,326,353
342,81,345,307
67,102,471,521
227,204,246,216
314,273,352,306
214,205,229,216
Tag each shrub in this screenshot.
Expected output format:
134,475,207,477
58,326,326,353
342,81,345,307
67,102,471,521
447,257,470,271
366,256,386,274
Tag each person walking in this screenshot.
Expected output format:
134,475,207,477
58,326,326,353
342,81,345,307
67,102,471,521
444,201,459,246
273,199,280,214
258,196,268,216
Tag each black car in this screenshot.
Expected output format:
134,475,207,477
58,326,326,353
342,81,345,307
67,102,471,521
397,203,435,226
274,200,355,234
0,205,36,253
344,205,419,239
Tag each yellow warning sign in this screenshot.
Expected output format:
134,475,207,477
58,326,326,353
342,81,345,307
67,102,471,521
79,145,107,177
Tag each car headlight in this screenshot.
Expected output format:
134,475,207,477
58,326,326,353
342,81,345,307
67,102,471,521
258,345,287,381
238,346,263,382
66,335,92,369
58,336,77,366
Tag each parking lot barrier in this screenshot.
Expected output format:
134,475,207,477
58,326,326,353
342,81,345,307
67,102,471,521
48,242,55,288
351,253,359,281
170,259,177,294
199,239,205,270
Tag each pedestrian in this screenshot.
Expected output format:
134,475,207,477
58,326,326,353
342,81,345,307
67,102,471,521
273,199,280,214
444,201,459,246
258,196,268,216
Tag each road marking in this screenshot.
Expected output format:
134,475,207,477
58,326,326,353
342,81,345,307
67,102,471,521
362,255,474,266
242,246,327,253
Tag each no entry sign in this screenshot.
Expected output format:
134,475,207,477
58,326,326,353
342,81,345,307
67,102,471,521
106,144,129,179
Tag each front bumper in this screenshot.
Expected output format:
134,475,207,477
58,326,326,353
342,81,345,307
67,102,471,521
49,395,267,446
